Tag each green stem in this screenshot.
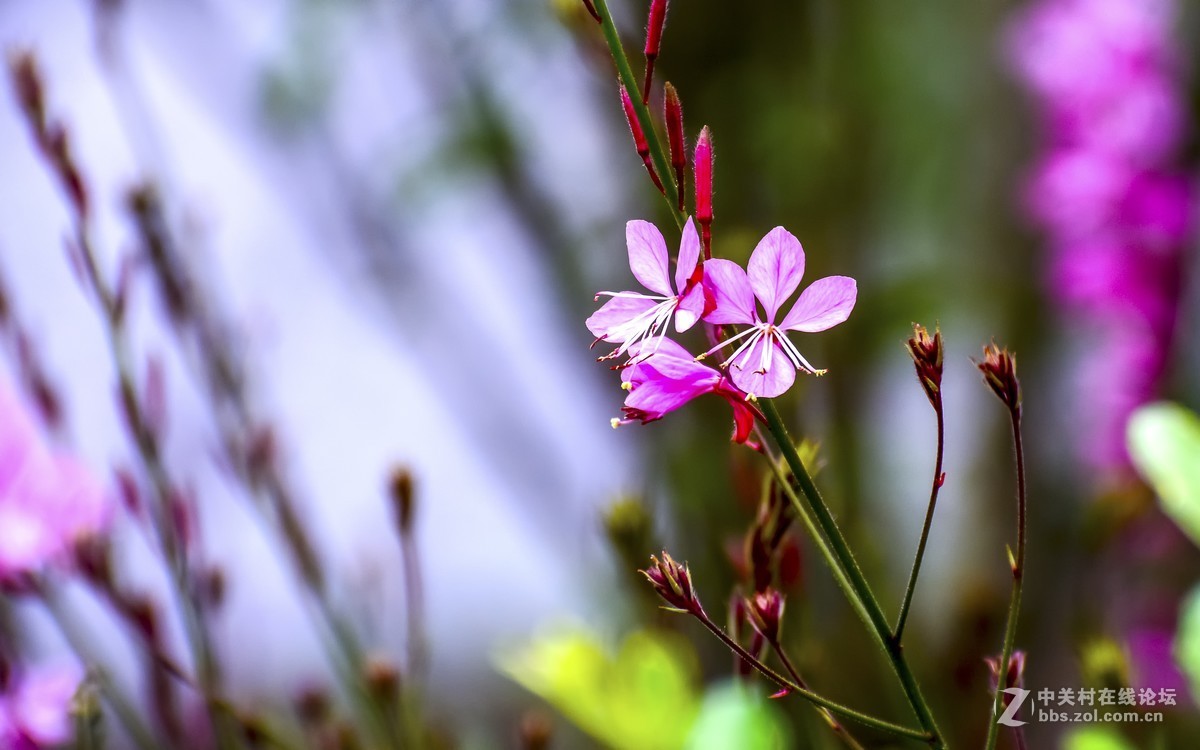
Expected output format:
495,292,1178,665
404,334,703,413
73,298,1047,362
984,408,1026,750
759,398,944,748
591,0,685,228
894,399,945,642
693,611,931,742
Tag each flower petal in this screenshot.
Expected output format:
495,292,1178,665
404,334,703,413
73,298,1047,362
674,282,705,332
728,335,796,399
701,259,757,325
586,295,659,342
675,217,701,293
780,276,857,332
747,227,805,321
626,220,673,296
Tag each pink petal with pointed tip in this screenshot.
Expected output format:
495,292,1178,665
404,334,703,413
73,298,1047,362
728,336,796,398
674,283,704,332
626,220,673,296
780,276,857,332
747,227,805,321
675,217,701,293
701,259,757,325
585,295,659,341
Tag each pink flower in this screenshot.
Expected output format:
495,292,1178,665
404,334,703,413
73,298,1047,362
616,338,758,444
0,662,83,748
698,227,856,398
0,378,109,579
587,218,706,361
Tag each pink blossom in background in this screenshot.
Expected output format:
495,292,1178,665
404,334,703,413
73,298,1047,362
699,226,856,399
586,217,707,361
0,662,83,748
1007,0,1194,474
0,377,110,579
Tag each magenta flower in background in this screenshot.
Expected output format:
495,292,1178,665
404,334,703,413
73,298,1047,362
616,338,758,444
587,217,706,361
0,377,109,579
1007,0,1193,474
0,662,82,748
699,227,856,399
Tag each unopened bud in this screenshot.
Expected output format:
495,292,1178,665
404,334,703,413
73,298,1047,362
388,465,416,535
664,82,686,210
906,323,943,407
8,51,45,132
620,86,665,195
642,0,669,101
363,656,400,704
976,342,1020,412
518,710,553,750
746,589,785,643
694,126,713,258
73,535,112,586
293,685,330,726
985,650,1026,700
640,551,702,614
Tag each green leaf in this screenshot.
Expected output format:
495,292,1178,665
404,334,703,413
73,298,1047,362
497,627,699,750
1062,725,1136,750
685,682,790,750
1127,402,1200,546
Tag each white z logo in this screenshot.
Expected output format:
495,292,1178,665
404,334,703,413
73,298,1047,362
996,688,1030,727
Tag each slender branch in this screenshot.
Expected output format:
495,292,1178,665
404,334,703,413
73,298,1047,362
758,398,945,748
590,0,686,228
984,408,1026,750
895,400,945,642
691,611,932,742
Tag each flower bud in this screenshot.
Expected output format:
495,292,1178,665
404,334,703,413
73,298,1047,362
620,86,665,195
906,323,943,408
694,127,713,257
388,465,416,535
518,710,553,750
363,656,400,705
8,51,45,132
664,82,686,210
976,342,1021,412
642,0,669,101
640,551,701,614
986,650,1026,701
745,588,785,643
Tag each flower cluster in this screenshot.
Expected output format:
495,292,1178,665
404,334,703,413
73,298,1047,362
0,377,110,581
587,218,856,441
1006,0,1193,472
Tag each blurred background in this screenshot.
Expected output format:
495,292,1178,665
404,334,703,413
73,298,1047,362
1,0,1198,747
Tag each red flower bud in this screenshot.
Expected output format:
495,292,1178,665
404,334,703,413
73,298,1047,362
745,588,785,643
976,342,1021,413
642,0,669,101
640,551,702,614
619,86,665,195
906,323,944,408
664,83,686,211
694,126,714,257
